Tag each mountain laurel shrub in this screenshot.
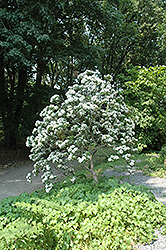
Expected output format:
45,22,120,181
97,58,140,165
26,70,137,192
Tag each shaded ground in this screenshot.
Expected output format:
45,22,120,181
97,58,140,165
0,143,43,201
0,143,73,201
0,142,30,167
0,161,44,200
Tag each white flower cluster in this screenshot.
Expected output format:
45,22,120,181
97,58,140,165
26,70,137,192
108,155,119,161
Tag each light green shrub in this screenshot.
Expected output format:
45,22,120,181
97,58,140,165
121,66,166,151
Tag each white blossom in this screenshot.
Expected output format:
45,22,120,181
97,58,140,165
77,156,87,163
130,160,135,166
26,173,32,183
26,70,137,192
70,176,76,183
50,94,60,103
108,155,119,161
45,183,53,193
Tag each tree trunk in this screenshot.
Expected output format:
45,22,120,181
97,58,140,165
4,132,17,149
85,154,98,183
90,155,98,183
36,63,42,87
0,54,14,148
0,53,6,129
3,68,27,148
14,68,27,122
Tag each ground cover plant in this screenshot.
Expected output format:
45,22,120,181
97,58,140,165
0,176,166,250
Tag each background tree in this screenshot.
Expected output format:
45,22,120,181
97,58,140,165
129,0,166,67
0,0,102,147
122,66,166,151
0,0,165,148
95,0,166,77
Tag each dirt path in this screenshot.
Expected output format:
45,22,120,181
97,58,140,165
0,162,43,201
0,161,65,201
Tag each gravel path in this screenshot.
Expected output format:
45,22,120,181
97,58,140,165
0,162,43,201
103,168,166,207
0,161,64,201
137,230,166,250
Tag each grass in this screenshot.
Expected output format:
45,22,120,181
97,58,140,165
92,149,166,179
134,154,166,178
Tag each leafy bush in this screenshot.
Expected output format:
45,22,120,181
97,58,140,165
122,66,166,151
0,178,166,250
26,70,137,192
159,145,166,163
140,147,166,178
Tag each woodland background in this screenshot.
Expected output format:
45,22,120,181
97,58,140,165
0,0,166,152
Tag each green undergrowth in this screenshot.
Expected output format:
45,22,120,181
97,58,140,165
134,153,166,178
0,177,166,250
93,150,166,178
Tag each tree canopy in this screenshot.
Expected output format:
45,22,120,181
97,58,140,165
0,0,165,148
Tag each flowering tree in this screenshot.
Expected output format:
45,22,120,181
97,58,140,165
26,70,137,192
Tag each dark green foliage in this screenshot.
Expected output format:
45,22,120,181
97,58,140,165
0,0,166,147
0,0,103,147
159,145,166,163
96,0,166,76
0,178,166,249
